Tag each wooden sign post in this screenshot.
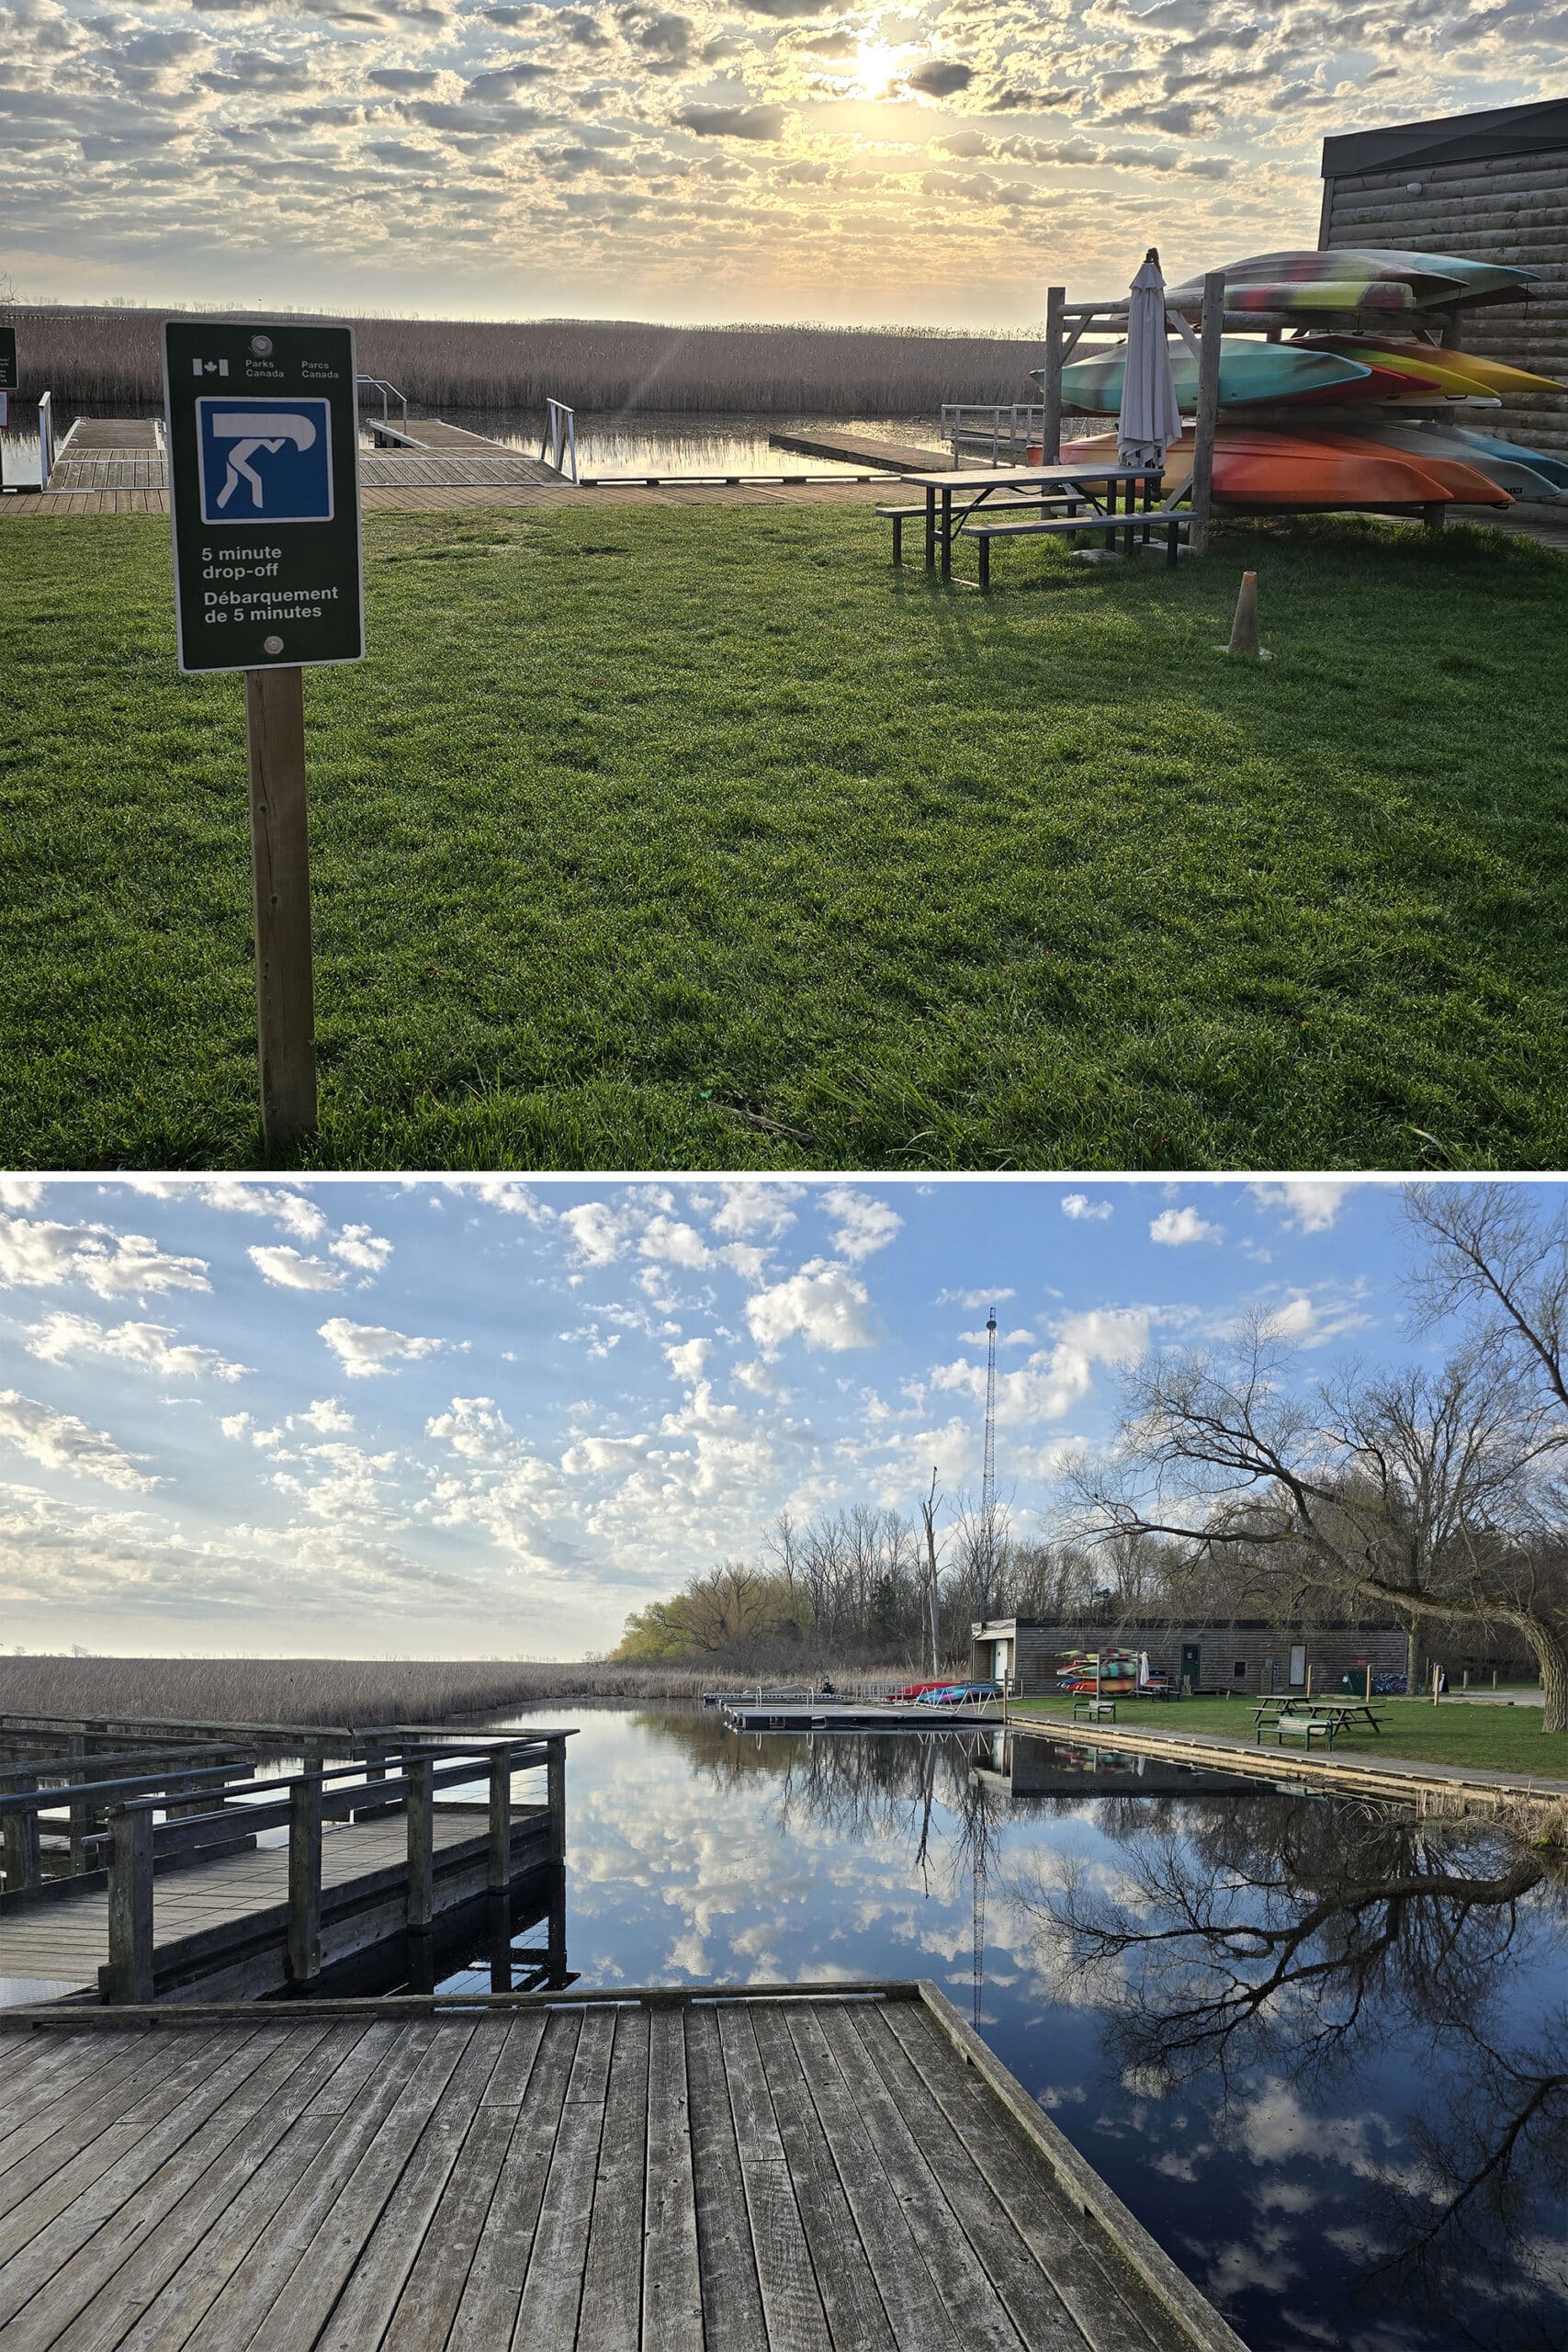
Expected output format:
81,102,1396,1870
162,318,363,1156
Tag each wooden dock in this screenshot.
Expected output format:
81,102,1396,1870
1,1735,570,2007
0,1982,1247,2351
768,425,954,472
723,1700,1004,1732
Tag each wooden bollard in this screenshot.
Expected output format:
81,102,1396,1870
107,1805,154,2003
406,1754,434,1929
288,1770,323,1984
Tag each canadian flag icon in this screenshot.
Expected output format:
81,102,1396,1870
191,357,230,378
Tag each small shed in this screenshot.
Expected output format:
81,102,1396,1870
1319,98,1568,458
970,1616,1409,1698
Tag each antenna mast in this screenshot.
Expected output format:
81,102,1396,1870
980,1306,998,1619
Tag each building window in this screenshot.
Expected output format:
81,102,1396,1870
1234,1661,1247,1678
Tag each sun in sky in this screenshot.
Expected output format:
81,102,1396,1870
849,38,908,99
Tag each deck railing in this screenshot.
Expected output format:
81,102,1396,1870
541,397,579,482
96,1734,570,2002
355,375,409,427
37,389,53,488
942,402,1049,468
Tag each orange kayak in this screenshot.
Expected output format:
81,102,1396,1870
1055,427,1510,507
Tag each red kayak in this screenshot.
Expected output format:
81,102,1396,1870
1052,427,1510,508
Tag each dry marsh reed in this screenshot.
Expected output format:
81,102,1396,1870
3,305,1042,415
0,1655,905,1728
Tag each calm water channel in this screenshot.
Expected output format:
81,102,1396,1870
403,1702,1567,2352
0,405,932,485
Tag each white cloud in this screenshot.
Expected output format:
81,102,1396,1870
1263,1291,1374,1351
560,1201,636,1266
197,1181,326,1240
708,1183,801,1239
294,1398,355,1434
23,1313,248,1383
249,1245,347,1291
637,1216,714,1269
929,1306,1149,1424
747,1260,875,1356
0,1180,45,1209
319,1318,454,1378
1062,1194,1114,1222
936,1287,1017,1309
665,1337,711,1383
1249,1181,1353,1235
0,1215,209,1299
0,1392,158,1490
823,1188,902,1261
329,1225,393,1276
446,1179,554,1221
1149,1206,1224,1247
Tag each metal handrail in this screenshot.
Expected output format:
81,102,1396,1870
942,402,1048,469
356,375,409,426
541,397,579,483
37,390,52,488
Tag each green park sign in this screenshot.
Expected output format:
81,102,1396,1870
163,320,363,675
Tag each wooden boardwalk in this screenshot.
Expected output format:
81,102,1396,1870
1,1811,552,2006
0,1984,1246,2351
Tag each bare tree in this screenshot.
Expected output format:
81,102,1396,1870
1069,1317,1568,1730
1405,1183,1568,1416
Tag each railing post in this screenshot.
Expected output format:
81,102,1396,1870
67,1734,89,1871
288,1770,323,1984
2,1779,40,1892
1188,270,1224,556
547,1736,566,1863
107,1804,154,2003
406,1752,434,1929
488,1746,513,1893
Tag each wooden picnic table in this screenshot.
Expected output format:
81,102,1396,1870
1251,1697,1386,1735
896,464,1168,579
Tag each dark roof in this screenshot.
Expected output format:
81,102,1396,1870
974,1618,1404,1635
1321,97,1568,179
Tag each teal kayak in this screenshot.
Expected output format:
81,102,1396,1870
1168,249,1537,316
1054,338,1371,414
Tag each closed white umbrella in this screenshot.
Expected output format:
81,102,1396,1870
1117,246,1181,470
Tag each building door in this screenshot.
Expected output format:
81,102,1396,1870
1180,1643,1201,1690
1289,1644,1306,1688
994,1640,1010,1690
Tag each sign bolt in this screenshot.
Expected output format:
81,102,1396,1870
264,635,285,656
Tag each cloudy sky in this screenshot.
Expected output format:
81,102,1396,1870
0,1171,1534,1658
6,0,1566,324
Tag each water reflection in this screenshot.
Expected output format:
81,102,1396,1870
468,1702,1564,2350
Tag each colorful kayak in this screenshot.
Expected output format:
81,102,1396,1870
1055,338,1371,414
1168,248,1537,317
1440,426,1568,493
1304,337,1566,401
1360,422,1564,501
1056,426,1510,508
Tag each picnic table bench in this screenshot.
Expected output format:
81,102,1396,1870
1253,1697,1386,1736
1072,1696,1118,1723
882,463,1184,586
1257,1713,1337,1750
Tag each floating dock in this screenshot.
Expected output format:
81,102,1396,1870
722,1699,1005,1732
767,425,955,471
41,415,569,495
0,1981,1247,2351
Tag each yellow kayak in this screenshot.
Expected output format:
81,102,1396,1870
1304,338,1565,401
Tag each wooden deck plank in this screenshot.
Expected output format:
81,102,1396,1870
642,2007,702,2352
842,2007,1095,2352
6,2024,346,2352
750,2003,897,2352
311,2021,509,2350
240,2022,476,2352
446,2012,578,2352
117,2019,422,2352
378,2014,546,2352
716,2003,832,2352
881,2007,1166,2352
507,2007,614,2352
0,2030,254,2220
808,2005,1028,2352
784,2004,964,2352
0,2040,154,2167
0,2031,269,2324
682,2007,768,2352
576,2004,649,2352
0,1998,1241,2352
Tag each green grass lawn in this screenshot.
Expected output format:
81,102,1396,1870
6,503,1568,1170
1010,1692,1568,1779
